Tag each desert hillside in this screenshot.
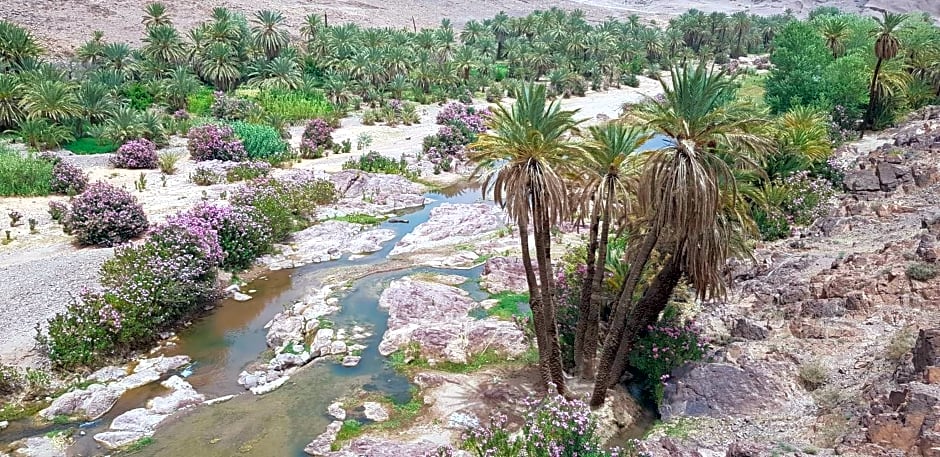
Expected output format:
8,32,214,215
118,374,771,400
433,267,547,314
1,0,937,53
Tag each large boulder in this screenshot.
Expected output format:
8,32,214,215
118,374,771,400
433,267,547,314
330,170,428,213
304,420,343,456
914,329,940,374
480,256,530,293
389,203,505,256
261,222,396,269
660,361,809,420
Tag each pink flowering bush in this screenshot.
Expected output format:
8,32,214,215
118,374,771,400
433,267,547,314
422,102,489,165
111,139,158,169
170,203,274,271
436,391,624,457
66,182,148,246
37,290,124,369
629,321,710,403
187,124,248,162
298,118,334,158
50,160,88,195
231,171,336,240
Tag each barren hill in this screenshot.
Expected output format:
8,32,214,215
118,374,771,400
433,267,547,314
1,0,937,54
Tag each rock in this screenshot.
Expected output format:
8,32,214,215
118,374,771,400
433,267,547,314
238,371,261,389
480,256,530,293
269,352,312,370
204,394,236,405
341,356,361,367
844,170,881,192
323,437,444,457
11,436,67,457
250,375,290,395
88,366,127,383
917,235,939,263
93,431,149,449
233,291,252,301
328,402,346,420
363,402,389,422
266,314,305,350
261,221,396,269
729,318,769,340
660,362,810,420
40,383,125,421
914,329,940,374
109,407,168,432
312,328,335,356
389,203,505,256
304,420,343,456
0,420,7,430
146,376,205,414
330,340,348,355
133,355,190,375
330,170,427,213
446,411,480,429
347,229,396,254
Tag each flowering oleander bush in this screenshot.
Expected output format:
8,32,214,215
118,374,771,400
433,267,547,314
37,290,123,369
187,124,248,162
298,118,334,158
211,91,258,121
422,102,489,164
170,203,274,271
229,121,291,164
50,160,88,195
437,391,624,457
66,182,148,246
754,170,837,241
231,172,336,240
629,321,710,403
110,139,158,169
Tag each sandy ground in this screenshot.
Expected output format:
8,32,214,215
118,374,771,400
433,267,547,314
0,77,662,369
1,0,936,55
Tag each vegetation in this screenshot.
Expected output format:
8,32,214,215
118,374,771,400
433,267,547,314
907,262,938,281
0,146,53,196
629,321,710,402
110,138,158,169
63,137,119,155
484,292,530,320
342,151,417,179
329,213,384,225
65,182,148,246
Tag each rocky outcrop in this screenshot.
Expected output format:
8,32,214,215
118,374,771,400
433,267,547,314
322,438,443,457
377,276,527,364
7,436,66,457
362,402,389,422
914,328,940,373
261,221,395,269
304,420,343,456
389,203,505,256
94,376,203,449
329,170,428,214
40,355,190,420
480,256,530,293
660,361,811,421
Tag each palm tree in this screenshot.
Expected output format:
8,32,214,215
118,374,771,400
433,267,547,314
142,2,172,29
819,16,850,58
0,73,23,130
19,79,80,122
573,123,651,380
864,11,908,130
199,42,241,90
76,31,106,66
731,12,751,57
469,83,582,394
249,55,302,90
101,42,133,72
74,81,116,130
0,20,42,70
590,62,769,406
142,24,186,66
252,10,289,60
161,67,200,110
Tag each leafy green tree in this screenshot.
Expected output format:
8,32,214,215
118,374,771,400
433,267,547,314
765,21,832,113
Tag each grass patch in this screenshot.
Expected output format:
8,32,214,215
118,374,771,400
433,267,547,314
389,346,536,375
907,262,938,281
125,436,155,452
0,400,46,421
649,417,699,439
485,292,531,320
736,73,767,109
0,145,53,196
329,214,384,225
63,137,118,155
331,420,363,450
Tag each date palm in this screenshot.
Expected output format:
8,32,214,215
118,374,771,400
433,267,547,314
19,79,80,122
252,10,289,60
0,20,42,70
74,81,116,129
864,11,908,130
470,83,582,394
573,123,651,380
199,42,241,90
161,67,200,110
143,24,186,66
0,73,23,130
249,55,302,90
101,42,133,72
142,2,172,29
819,16,850,58
590,62,769,406
76,31,106,66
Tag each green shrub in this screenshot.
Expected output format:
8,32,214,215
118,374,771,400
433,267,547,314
17,118,74,150
629,321,710,403
257,89,333,122
187,87,214,116
885,327,917,362
342,152,418,180
907,262,938,281
798,360,829,391
122,83,154,110
229,121,291,164
190,166,222,186
37,291,121,369
67,182,149,246
0,146,53,196
63,137,119,155
485,292,530,320
225,161,272,182
157,150,184,175
231,172,336,241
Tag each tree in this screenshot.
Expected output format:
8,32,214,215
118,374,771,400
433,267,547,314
572,123,650,380
590,62,769,406
19,79,79,122
161,67,200,110
765,21,832,113
864,11,908,130
252,10,289,60
469,83,582,395
819,16,850,58
0,20,42,70
142,2,172,29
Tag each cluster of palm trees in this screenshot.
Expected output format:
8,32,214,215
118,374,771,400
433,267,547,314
469,60,845,405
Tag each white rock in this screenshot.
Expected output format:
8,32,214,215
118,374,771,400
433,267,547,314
233,292,252,301
329,340,348,355
327,402,346,420
303,420,343,456
341,356,361,367
250,375,290,395
110,407,168,432
147,376,205,414
94,430,150,450
362,402,389,422
204,394,236,406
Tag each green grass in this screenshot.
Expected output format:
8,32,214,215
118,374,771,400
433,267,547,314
485,292,531,320
257,89,333,122
63,137,119,155
125,436,155,452
0,146,53,197
0,400,46,421
329,214,384,225
331,420,363,450
390,347,536,375
736,74,767,109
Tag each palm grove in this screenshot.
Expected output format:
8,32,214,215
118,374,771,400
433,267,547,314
1,3,939,408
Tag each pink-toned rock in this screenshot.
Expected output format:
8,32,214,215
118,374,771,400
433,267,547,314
480,256,530,293
390,203,505,256
330,170,428,213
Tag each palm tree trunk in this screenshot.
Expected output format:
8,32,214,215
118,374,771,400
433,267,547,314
532,194,567,394
590,228,659,407
573,190,602,377
582,180,615,380
606,255,683,388
864,57,884,131
519,214,552,389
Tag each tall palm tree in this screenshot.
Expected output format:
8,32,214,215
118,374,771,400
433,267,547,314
469,83,582,394
76,31,106,66
161,67,200,110
199,42,241,90
573,123,650,381
252,10,289,60
142,2,172,29
142,24,186,67
819,16,850,58
590,62,769,406
0,20,42,70
731,12,751,57
0,73,23,130
864,11,908,130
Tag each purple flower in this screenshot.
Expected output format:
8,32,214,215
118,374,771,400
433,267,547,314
111,139,158,169
187,125,247,162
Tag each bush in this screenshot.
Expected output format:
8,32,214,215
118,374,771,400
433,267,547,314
50,160,88,195
157,150,184,174
67,182,149,246
37,290,123,369
111,139,158,169
170,203,274,271
442,392,620,457
423,102,489,164
211,91,259,121
629,321,710,403
225,161,271,182
63,137,119,155
190,166,222,186
231,172,336,241
342,152,418,180
18,118,74,150
0,147,53,197
187,87,214,116
798,360,829,391
298,118,334,158
257,89,333,122
229,121,291,164
187,124,247,162
48,201,68,222
621,72,640,87
907,262,938,281
122,82,154,110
